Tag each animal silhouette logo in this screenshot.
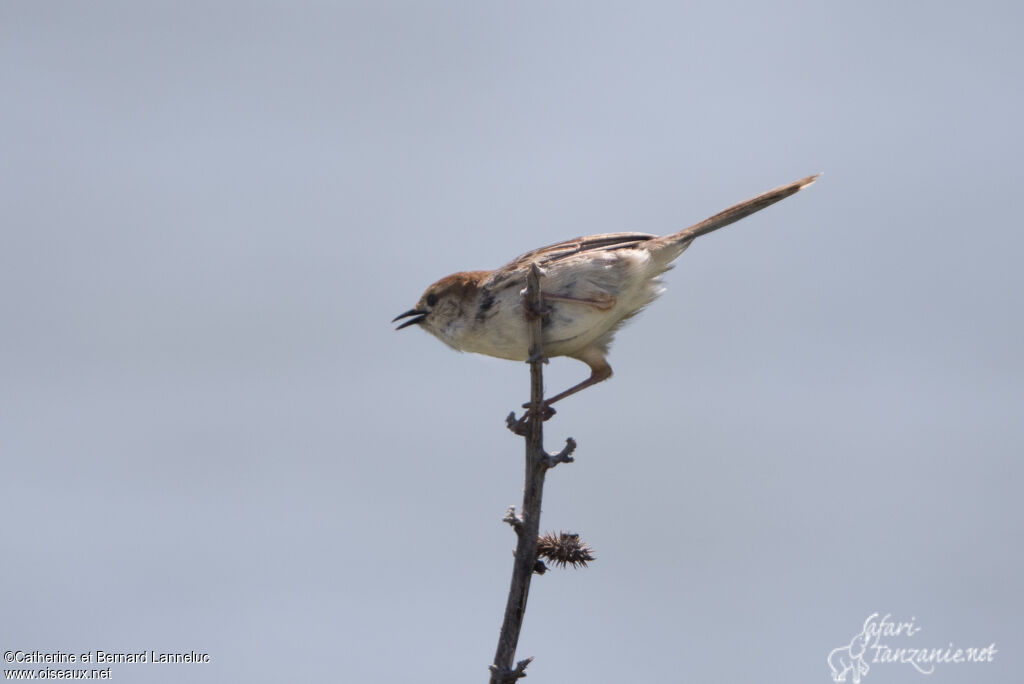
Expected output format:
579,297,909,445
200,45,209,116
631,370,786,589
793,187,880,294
828,625,872,683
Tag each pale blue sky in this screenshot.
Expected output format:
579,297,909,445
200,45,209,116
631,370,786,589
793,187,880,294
2,2,1021,682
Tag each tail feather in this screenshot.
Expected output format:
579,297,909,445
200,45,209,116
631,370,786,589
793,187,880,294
650,173,820,259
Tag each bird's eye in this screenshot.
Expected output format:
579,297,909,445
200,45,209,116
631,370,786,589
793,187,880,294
425,293,438,307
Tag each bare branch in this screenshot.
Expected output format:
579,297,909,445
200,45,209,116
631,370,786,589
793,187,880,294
488,262,580,683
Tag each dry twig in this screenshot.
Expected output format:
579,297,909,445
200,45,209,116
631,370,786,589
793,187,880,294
488,263,584,683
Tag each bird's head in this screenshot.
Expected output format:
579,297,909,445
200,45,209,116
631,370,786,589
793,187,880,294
392,271,489,345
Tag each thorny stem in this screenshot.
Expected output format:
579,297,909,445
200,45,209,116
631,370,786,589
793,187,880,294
489,263,574,683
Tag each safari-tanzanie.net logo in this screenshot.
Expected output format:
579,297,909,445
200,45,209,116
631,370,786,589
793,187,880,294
828,613,996,683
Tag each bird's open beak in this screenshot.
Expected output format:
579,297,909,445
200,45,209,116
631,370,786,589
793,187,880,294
392,308,428,330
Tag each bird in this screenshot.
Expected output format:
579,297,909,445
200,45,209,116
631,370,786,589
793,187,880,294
393,174,819,413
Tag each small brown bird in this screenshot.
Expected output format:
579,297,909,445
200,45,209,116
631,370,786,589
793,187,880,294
394,174,818,411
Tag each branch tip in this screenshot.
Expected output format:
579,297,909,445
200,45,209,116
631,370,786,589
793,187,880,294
514,657,534,676
542,437,576,468
502,506,523,532
489,656,533,682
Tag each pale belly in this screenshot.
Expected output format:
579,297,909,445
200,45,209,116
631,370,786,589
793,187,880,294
449,250,667,361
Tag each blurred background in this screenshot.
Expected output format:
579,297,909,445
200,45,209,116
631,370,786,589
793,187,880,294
1,2,1020,682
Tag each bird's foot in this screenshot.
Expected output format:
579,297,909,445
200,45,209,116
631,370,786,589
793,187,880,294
507,404,557,435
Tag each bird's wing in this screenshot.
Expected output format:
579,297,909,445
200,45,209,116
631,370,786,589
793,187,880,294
509,232,656,268
484,232,657,292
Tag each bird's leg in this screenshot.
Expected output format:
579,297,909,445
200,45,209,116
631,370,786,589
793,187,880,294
521,349,613,410
542,292,616,311
519,292,615,366
541,368,612,406
511,353,611,434
521,291,616,324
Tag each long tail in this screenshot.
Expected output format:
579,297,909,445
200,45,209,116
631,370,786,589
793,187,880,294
650,173,820,257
